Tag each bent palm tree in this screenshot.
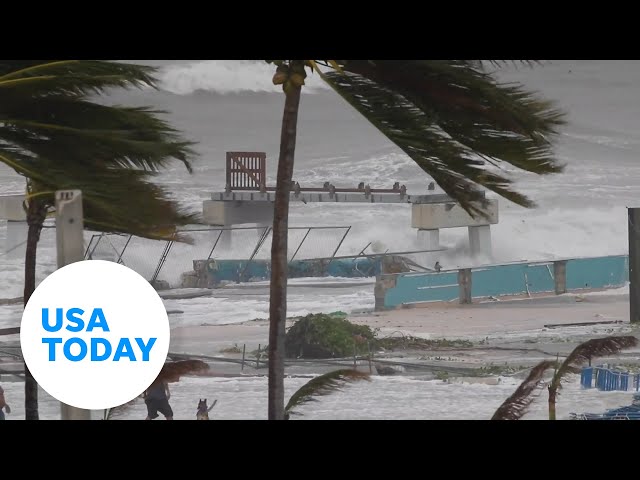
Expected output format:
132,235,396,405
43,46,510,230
266,59,567,419
547,335,638,420
0,60,198,419
284,369,370,420
491,360,555,420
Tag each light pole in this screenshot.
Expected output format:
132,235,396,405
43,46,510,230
55,190,92,420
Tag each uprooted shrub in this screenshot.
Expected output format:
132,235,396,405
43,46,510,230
285,313,376,359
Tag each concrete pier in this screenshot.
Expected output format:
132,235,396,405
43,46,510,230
412,200,498,258
210,190,453,205
204,192,499,259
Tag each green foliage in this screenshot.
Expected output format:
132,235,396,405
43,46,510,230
314,60,567,218
0,60,198,241
285,314,477,359
375,335,473,351
285,313,375,359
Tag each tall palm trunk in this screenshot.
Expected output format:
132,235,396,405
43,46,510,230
23,197,47,420
548,386,557,420
268,72,303,420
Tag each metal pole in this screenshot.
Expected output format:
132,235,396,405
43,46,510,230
150,240,174,283
238,227,271,283
207,229,225,259
115,234,132,265
289,228,311,263
84,234,99,260
55,190,92,420
629,208,640,323
324,226,352,273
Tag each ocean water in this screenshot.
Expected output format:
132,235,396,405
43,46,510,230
1,60,638,326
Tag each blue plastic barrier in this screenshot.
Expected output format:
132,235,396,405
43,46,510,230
582,366,638,392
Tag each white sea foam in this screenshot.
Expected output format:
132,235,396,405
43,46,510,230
157,60,330,95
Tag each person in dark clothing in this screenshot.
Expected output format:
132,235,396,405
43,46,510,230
143,378,173,420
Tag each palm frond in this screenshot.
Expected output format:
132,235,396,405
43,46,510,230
10,160,200,242
0,60,157,97
342,61,566,138
0,97,195,173
491,361,555,420
551,336,639,391
320,61,566,216
284,369,370,419
159,360,210,383
0,60,199,243
319,71,511,216
474,60,545,70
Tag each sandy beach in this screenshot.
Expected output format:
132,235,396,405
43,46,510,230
170,289,636,355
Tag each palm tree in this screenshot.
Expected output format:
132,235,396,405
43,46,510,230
492,335,639,420
546,336,638,420
491,361,555,420
0,60,198,419
284,369,370,420
265,60,567,419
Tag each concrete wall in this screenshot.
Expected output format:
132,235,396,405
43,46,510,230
566,256,629,290
376,254,629,310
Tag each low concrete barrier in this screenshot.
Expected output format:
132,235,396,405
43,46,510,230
375,254,629,310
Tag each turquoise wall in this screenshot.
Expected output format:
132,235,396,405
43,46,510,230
565,256,628,290
382,255,628,309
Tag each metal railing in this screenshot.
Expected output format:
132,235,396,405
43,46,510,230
84,225,354,288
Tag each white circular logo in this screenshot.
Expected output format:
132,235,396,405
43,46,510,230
20,260,170,410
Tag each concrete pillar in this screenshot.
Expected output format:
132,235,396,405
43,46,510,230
5,220,28,260
417,228,440,269
629,208,640,323
553,260,567,295
374,274,398,311
468,225,492,258
458,268,472,304
55,190,92,420
417,229,440,250
218,227,232,252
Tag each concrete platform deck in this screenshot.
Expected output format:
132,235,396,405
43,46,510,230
211,191,455,204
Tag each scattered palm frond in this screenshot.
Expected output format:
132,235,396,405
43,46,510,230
285,369,371,419
491,360,555,420
158,359,210,383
